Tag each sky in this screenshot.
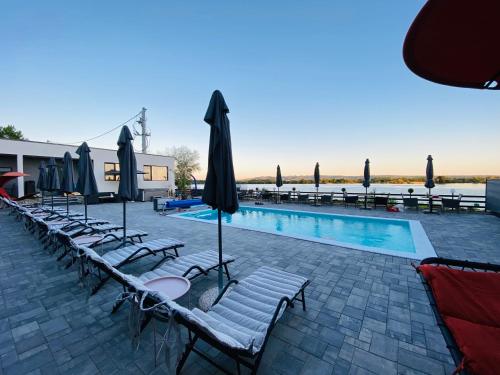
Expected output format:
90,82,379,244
1,0,499,179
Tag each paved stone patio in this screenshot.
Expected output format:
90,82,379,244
1,202,499,374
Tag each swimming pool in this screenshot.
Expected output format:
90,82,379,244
174,206,436,259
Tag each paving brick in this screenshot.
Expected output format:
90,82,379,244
4,201,490,374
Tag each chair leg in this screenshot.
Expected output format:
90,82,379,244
224,263,231,280
111,298,126,314
176,335,198,375
301,289,306,311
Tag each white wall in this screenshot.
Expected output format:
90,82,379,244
0,138,175,197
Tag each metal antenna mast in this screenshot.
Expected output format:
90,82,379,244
134,107,150,153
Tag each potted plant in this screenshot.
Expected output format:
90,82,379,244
408,188,414,197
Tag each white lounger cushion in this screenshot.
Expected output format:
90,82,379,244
139,250,234,281
101,238,185,266
188,267,308,354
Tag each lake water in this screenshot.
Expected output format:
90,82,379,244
192,183,485,196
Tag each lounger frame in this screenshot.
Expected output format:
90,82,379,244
417,257,500,375
171,277,310,375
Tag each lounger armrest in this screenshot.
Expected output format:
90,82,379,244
419,257,500,272
212,279,239,306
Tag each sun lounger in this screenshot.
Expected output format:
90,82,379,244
76,245,234,299
54,228,148,264
86,238,186,294
173,266,310,374
71,229,147,247
416,257,500,375
77,245,308,374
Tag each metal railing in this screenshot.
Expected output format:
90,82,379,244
238,190,486,210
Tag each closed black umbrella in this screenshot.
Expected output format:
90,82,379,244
425,155,435,194
425,155,436,213
47,157,60,211
117,126,138,248
202,90,238,292
37,161,48,205
363,159,371,209
76,142,98,222
61,152,76,217
276,165,283,203
313,162,320,206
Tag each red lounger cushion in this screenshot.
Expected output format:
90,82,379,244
418,264,500,375
445,317,500,375
418,265,500,327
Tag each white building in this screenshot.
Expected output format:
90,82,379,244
0,138,175,200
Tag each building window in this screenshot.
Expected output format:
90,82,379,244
104,162,120,181
0,166,12,173
143,165,168,181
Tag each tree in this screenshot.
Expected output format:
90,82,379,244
163,146,201,196
0,125,24,140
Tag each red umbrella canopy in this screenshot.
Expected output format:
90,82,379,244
0,172,29,188
403,0,500,90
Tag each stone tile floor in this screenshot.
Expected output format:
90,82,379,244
0,202,499,374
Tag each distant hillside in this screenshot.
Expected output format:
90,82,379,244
236,175,499,184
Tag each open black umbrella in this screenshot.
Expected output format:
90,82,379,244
76,142,98,222
362,159,371,209
202,90,238,292
276,165,283,203
47,157,60,211
313,162,320,206
403,0,500,90
37,161,48,205
61,152,76,217
117,126,138,248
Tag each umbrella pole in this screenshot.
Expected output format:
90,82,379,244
51,194,54,212
123,201,127,248
84,196,88,223
66,195,69,218
429,188,432,213
218,208,223,292
41,191,44,206
365,187,368,209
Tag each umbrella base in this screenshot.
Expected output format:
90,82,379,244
359,207,372,210
198,286,234,312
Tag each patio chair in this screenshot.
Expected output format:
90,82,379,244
415,257,500,375
297,194,309,204
320,194,332,205
373,194,390,209
401,194,419,211
441,194,462,213
280,193,290,202
343,193,359,208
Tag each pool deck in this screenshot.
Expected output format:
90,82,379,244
1,202,499,374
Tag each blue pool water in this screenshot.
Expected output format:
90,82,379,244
177,206,424,256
